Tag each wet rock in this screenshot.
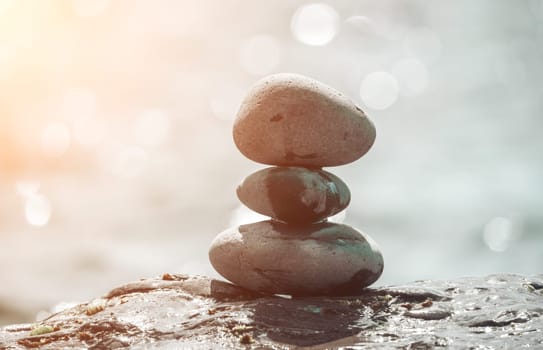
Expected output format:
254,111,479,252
208,220,384,296
236,166,350,224
233,73,376,167
1,274,542,349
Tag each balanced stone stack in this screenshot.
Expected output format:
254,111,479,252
209,73,384,296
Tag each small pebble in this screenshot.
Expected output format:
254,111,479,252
162,273,175,281
30,325,55,336
86,299,106,316
237,166,350,224
421,299,433,308
239,334,254,344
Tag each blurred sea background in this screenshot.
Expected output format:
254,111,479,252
1,0,542,325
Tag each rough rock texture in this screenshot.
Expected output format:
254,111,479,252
1,274,542,349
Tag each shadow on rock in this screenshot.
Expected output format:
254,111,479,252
251,296,373,347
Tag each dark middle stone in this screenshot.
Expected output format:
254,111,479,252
236,166,350,224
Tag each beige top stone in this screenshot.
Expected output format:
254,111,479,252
233,73,376,167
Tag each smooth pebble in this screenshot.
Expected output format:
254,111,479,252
237,166,350,224
233,73,376,167
209,220,384,296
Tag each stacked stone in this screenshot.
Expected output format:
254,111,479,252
209,73,384,296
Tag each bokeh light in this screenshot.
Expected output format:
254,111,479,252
133,109,171,147
24,194,52,227
41,123,71,158
359,71,399,110
73,116,106,148
403,27,442,64
239,35,280,76
291,3,340,46
391,58,429,97
483,217,521,252
343,15,374,35
111,146,148,179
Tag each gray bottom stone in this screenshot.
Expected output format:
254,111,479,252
209,220,384,296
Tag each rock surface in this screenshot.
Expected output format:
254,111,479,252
209,221,384,296
1,274,542,349
233,73,376,167
237,166,350,224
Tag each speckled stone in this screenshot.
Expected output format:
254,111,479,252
237,166,350,224
233,73,376,167
208,221,384,296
